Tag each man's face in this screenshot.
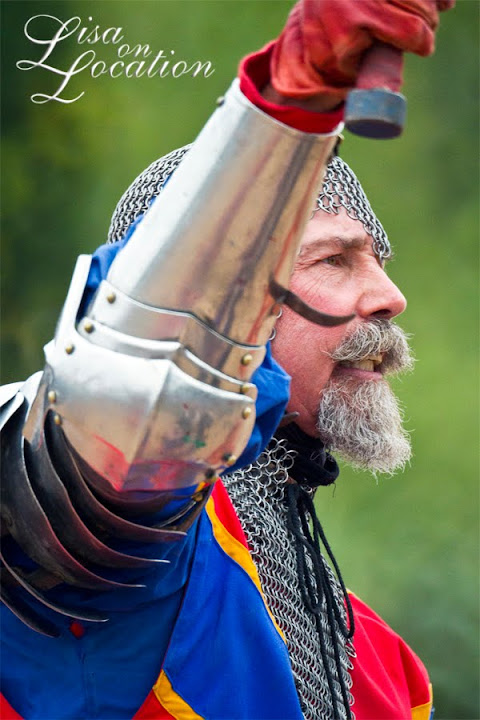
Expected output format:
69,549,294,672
272,208,412,473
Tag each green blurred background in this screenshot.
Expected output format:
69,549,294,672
1,1,478,717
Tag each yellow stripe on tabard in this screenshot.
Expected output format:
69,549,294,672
205,497,285,640
411,684,433,720
153,670,204,720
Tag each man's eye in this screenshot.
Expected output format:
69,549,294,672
321,255,342,266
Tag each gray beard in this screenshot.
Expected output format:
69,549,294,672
316,320,414,475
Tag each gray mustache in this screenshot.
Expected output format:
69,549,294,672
329,319,415,375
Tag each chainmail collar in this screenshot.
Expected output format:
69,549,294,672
223,437,356,720
275,422,339,489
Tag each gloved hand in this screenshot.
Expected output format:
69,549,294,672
271,0,454,104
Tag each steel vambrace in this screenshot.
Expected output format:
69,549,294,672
24,80,341,496
2,81,341,633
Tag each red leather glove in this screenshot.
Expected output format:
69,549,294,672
271,0,454,103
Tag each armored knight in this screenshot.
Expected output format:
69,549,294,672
1,1,452,718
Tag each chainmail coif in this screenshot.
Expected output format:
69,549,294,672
107,145,392,263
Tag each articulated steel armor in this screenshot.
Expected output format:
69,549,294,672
1,80,341,636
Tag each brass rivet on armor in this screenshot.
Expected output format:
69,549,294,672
242,407,252,419
240,383,250,395
84,320,94,333
216,95,225,107
241,353,253,366
224,454,237,467
47,390,57,403
65,344,75,355
53,414,62,426
106,291,116,304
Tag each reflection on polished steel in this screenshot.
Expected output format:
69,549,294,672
107,80,340,347
23,83,340,496
24,257,257,494
87,279,265,381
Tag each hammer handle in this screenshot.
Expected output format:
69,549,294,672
356,43,403,92
345,44,406,139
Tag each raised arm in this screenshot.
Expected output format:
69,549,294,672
0,0,452,638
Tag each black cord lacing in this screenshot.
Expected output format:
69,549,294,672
285,482,355,720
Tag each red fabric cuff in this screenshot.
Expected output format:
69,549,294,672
238,41,343,135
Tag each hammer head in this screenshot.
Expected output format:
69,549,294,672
345,88,407,139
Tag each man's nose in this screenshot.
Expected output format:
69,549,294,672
356,266,407,320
